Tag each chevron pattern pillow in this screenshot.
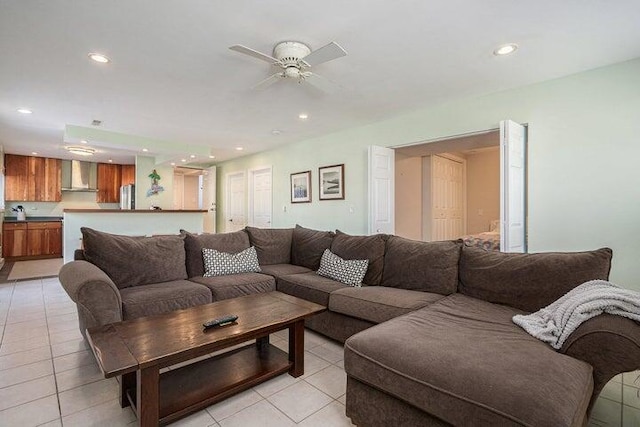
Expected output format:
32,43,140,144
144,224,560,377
317,249,369,287
202,246,261,277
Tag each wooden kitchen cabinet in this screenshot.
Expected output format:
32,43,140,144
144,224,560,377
26,222,62,257
2,222,28,258
4,154,29,201
5,154,61,202
3,221,62,259
121,164,135,186
97,163,122,203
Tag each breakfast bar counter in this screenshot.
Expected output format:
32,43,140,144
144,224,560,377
63,209,207,263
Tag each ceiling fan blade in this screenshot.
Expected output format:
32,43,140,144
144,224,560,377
229,45,281,65
302,72,338,94
252,73,283,90
300,42,347,67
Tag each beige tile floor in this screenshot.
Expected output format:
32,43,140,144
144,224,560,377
1,276,638,426
0,277,354,426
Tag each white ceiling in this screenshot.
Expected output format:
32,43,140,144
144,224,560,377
1,0,640,165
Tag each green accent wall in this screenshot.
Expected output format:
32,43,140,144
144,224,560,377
217,58,640,290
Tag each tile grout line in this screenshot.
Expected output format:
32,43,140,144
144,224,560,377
42,277,65,423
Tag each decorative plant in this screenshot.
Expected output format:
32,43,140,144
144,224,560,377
146,169,165,196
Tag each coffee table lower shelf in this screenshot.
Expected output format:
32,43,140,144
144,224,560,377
125,343,291,426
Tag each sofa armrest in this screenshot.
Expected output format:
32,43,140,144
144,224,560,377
560,314,640,411
59,260,123,335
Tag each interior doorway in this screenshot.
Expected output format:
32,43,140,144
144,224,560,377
226,171,246,232
173,167,203,210
248,167,273,228
393,123,526,252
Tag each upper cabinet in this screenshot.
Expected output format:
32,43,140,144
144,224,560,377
5,154,61,202
96,163,122,203
121,165,135,186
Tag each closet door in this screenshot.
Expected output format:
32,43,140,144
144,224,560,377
431,155,464,241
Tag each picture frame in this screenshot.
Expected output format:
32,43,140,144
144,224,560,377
319,164,345,200
290,170,312,203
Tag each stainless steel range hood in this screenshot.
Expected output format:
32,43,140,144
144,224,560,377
61,160,98,192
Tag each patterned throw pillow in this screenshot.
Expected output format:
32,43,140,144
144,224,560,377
202,246,261,277
317,249,369,287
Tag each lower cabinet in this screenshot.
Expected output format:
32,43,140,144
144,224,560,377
3,221,62,259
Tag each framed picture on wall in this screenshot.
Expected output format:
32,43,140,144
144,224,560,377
319,164,345,200
291,170,312,203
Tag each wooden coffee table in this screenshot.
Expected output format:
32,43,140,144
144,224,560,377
86,291,325,426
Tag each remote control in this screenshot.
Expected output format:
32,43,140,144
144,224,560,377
203,314,238,329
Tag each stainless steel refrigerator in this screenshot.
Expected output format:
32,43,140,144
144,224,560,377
120,184,135,209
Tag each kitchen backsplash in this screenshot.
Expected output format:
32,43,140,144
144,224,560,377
4,191,119,218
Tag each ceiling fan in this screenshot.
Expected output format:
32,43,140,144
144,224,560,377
229,41,347,91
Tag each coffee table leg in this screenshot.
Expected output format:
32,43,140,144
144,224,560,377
137,366,160,427
120,372,136,408
288,320,305,377
256,335,270,358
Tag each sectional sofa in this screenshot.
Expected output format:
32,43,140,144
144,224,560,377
58,225,640,426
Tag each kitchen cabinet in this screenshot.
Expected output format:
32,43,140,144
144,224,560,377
5,154,29,201
121,165,135,186
97,163,122,203
3,221,62,259
26,222,62,257
5,154,61,202
2,222,28,258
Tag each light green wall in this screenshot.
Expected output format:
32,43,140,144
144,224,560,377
135,156,175,209
217,58,640,290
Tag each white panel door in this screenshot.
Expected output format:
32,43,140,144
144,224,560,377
500,120,527,252
431,155,464,241
200,166,216,233
368,146,395,235
226,171,246,232
249,167,272,228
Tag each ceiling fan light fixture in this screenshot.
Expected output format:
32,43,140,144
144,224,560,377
493,43,518,56
66,146,95,156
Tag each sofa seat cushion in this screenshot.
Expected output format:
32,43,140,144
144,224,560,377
329,287,445,324
190,273,275,301
344,293,593,427
258,263,312,279
121,280,212,320
277,272,347,306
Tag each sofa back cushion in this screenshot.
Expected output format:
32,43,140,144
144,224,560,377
291,225,335,270
382,236,460,294
245,227,293,265
81,227,187,289
458,246,613,312
330,230,387,286
182,229,250,277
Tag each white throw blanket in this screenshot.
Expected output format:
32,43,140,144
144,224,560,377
512,280,640,349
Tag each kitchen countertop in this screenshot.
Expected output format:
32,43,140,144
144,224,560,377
4,216,63,222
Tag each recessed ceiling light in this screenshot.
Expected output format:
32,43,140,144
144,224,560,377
65,146,95,156
298,113,308,120
142,148,149,152
271,130,282,135
80,140,88,144
17,108,32,114
108,159,113,163
493,43,518,56
31,152,38,155
181,159,187,162
88,52,110,63
170,162,176,166
208,155,215,159
235,147,244,151
190,154,196,159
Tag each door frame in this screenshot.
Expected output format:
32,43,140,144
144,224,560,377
247,166,273,227
392,124,527,249
225,171,246,232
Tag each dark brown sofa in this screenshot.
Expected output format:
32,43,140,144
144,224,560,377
58,225,640,427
